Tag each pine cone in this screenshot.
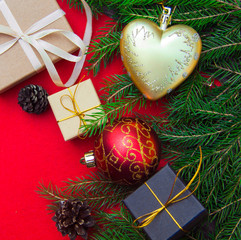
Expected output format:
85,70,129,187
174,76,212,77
18,84,48,114
52,199,95,240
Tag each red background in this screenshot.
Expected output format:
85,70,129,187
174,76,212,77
0,1,166,240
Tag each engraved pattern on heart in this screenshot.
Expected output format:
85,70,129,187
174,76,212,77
120,19,202,100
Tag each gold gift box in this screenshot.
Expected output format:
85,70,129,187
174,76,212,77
48,79,101,141
0,0,78,93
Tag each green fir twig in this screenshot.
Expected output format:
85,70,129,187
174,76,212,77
90,205,147,240
38,172,135,211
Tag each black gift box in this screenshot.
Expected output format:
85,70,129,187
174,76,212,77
123,164,207,240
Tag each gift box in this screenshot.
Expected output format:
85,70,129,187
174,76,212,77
48,79,101,141
123,164,207,240
0,0,79,93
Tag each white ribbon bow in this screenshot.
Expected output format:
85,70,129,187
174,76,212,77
0,0,92,87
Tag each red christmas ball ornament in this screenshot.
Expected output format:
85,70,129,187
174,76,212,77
81,117,161,185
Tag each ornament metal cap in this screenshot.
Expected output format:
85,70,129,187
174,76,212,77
159,6,171,30
80,150,96,168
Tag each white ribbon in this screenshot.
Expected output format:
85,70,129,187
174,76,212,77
0,0,92,87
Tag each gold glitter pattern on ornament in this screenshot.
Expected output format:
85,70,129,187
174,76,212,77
94,118,160,185
120,19,202,100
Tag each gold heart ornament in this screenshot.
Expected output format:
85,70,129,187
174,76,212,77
120,18,202,100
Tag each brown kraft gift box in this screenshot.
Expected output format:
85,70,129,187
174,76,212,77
0,0,79,93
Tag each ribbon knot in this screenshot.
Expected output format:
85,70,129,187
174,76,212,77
0,0,92,88
19,33,30,42
77,112,85,118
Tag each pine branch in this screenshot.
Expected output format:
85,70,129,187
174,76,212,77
174,9,237,22
228,217,241,240
210,198,241,216
37,182,69,202
217,215,241,240
134,113,170,136
82,96,144,136
106,82,134,102
63,172,135,209
100,74,137,102
172,5,238,30
202,42,241,54
66,0,103,16
165,71,207,122
209,17,241,39
37,182,72,212
119,4,162,24
38,172,136,211
90,205,147,240
168,0,241,9
201,39,241,68
206,58,241,102
216,0,241,9
193,109,235,118
213,63,241,77
104,0,160,7
87,32,121,76
96,20,122,38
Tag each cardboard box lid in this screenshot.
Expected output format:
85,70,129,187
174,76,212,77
0,0,79,93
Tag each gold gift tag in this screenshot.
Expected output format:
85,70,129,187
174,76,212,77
120,7,202,101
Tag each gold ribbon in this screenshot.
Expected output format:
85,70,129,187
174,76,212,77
133,146,202,230
58,76,100,138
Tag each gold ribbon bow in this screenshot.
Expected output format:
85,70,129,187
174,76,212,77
58,76,100,138
133,146,203,230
